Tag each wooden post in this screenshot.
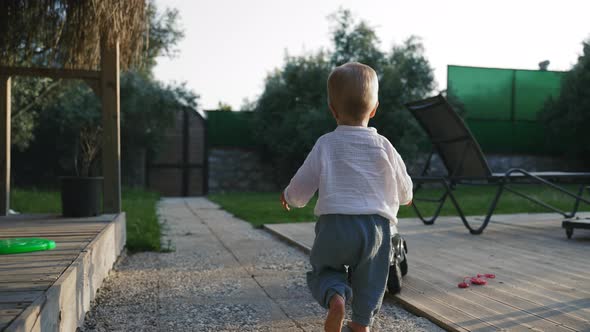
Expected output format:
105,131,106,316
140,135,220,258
0,76,10,216
100,40,122,213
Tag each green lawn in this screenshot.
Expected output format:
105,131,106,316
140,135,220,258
11,188,161,252
209,185,590,227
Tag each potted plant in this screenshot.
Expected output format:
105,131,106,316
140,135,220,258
60,125,103,217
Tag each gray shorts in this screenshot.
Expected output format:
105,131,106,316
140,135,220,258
306,214,392,326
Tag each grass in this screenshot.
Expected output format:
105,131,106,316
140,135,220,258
209,192,317,228
11,188,161,252
121,189,161,252
208,185,590,227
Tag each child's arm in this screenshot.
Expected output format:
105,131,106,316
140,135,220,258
386,142,413,206
280,143,321,210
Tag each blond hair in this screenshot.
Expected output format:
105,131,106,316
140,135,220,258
327,62,379,120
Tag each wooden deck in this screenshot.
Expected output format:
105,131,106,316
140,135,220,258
265,213,590,332
0,214,125,331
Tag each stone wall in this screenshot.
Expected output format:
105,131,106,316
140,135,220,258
208,148,585,192
208,148,279,193
486,154,585,173
407,153,585,176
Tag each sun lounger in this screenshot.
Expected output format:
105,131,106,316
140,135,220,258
405,94,590,235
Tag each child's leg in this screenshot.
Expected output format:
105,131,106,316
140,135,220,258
350,216,391,327
306,216,354,308
306,267,350,309
307,216,356,332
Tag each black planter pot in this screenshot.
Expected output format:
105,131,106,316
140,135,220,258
60,176,103,217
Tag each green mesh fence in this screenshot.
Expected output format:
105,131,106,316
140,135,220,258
447,65,564,154
206,111,257,147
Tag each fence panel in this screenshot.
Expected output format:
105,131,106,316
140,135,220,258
447,65,564,154
206,111,257,147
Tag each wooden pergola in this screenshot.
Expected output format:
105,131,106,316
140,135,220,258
0,0,149,216
0,41,122,215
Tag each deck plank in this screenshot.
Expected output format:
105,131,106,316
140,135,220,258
403,276,527,331
0,266,69,276
264,213,590,332
0,317,13,331
0,281,53,292
0,292,43,303
417,232,590,295
0,260,73,270
411,231,590,323
0,214,112,331
0,308,23,317
395,284,475,332
410,260,589,331
410,253,590,318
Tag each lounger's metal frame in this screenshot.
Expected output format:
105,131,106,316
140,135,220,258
407,96,590,235
412,149,590,234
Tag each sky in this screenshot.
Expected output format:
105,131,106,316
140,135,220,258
153,0,590,110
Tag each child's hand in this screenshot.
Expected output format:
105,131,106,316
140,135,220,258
280,192,291,211
406,200,413,206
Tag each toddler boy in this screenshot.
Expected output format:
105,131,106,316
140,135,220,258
280,62,413,332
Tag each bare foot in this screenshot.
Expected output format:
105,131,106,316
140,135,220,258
348,321,370,332
324,294,345,332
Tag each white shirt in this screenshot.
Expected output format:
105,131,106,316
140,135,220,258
284,125,413,225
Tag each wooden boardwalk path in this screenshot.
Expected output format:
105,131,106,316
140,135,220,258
265,213,590,332
0,214,124,331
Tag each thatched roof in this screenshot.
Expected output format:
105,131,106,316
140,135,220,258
0,0,148,70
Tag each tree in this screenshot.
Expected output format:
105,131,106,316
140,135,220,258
540,40,590,163
329,9,385,71
253,9,435,185
120,72,198,153
373,36,436,157
140,2,185,75
13,82,103,186
11,2,199,186
13,72,198,186
0,0,148,69
1,0,147,149
10,77,64,150
253,52,334,184
9,1,185,150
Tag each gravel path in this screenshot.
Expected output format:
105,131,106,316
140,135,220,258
81,198,444,332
